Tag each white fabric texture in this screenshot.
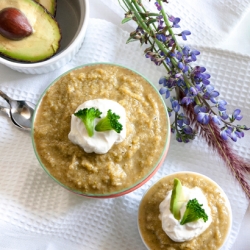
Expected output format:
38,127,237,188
100,0,250,47
0,19,249,250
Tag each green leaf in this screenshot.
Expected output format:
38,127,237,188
140,12,159,18
126,37,138,44
122,17,132,24
147,18,157,25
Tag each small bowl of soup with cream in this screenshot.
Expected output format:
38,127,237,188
138,171,232,249
31,63,171,198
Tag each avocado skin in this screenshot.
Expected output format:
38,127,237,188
35,0,57,16
0,0,61,63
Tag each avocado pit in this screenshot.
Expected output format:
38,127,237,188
0,0,61,63
0,7,32,41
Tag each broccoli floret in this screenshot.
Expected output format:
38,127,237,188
180,198,208,225
74,108,102,137
95,109,123,133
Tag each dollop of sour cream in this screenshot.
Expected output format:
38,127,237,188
68,99,126,154
159,186,212,242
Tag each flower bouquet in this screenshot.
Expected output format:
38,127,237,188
119,0,250,199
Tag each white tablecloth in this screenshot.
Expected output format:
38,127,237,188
0,0,250,249
90,2,250,249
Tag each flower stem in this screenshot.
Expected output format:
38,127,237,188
158,0,181,51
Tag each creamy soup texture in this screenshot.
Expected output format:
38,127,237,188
138,173,231,250
33,64,168,194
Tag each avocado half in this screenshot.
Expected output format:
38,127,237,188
0,0,61,63
35,0,57,16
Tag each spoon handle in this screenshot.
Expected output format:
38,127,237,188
0,90,13,105
0,105,10,117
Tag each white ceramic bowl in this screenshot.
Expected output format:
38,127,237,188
0,0,89,74
138,171,232,250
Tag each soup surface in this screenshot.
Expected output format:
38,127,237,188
33,64,168,194
138,172,231,250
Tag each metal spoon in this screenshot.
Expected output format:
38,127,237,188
0,90,35,130
0,105,23,129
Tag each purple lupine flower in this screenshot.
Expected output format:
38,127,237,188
153,57,164,65
165,77,174,88
168,15,181,28
159,76,166,85
235,129,244,138
197,112,210,124
157,15,163,20
177,113,190,126
176,51,183,61
193,66,206,75
176,135,183,142
225,126,233,135
203,85,219,100
182,115,190,125
165,58,171,66
165,90,170,98
178,62,184,70
183,125,193,135
189,86,198,96
219,110,229,120
181,96,193,105
180,30,191,40
182,65,189,73
217,100,227,111
175,72,183,79
169,51,175,57
230,131,238,142
176,78,185,87
158,20,164,30
167,77,176,88
190,50,200,61
211,115,221,125
224,126,242,142
194,105,208,114
177,114,186,126
168,38,175,46
232,109,243,121
203,90,219,100
220,129,229,140
136,26,145,34
222,126,244,142
201,73,211,85
171,99,180,112
156,33,167,42
145,51,156,60
177,119,184,127
155,1,162,11
182,46,190,56
159,87,167,94
192,66,207,84
159,87,170,98
195,83,202,92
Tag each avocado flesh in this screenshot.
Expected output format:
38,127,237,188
35,0,56,16
170,178,185,220
0,0,61,63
